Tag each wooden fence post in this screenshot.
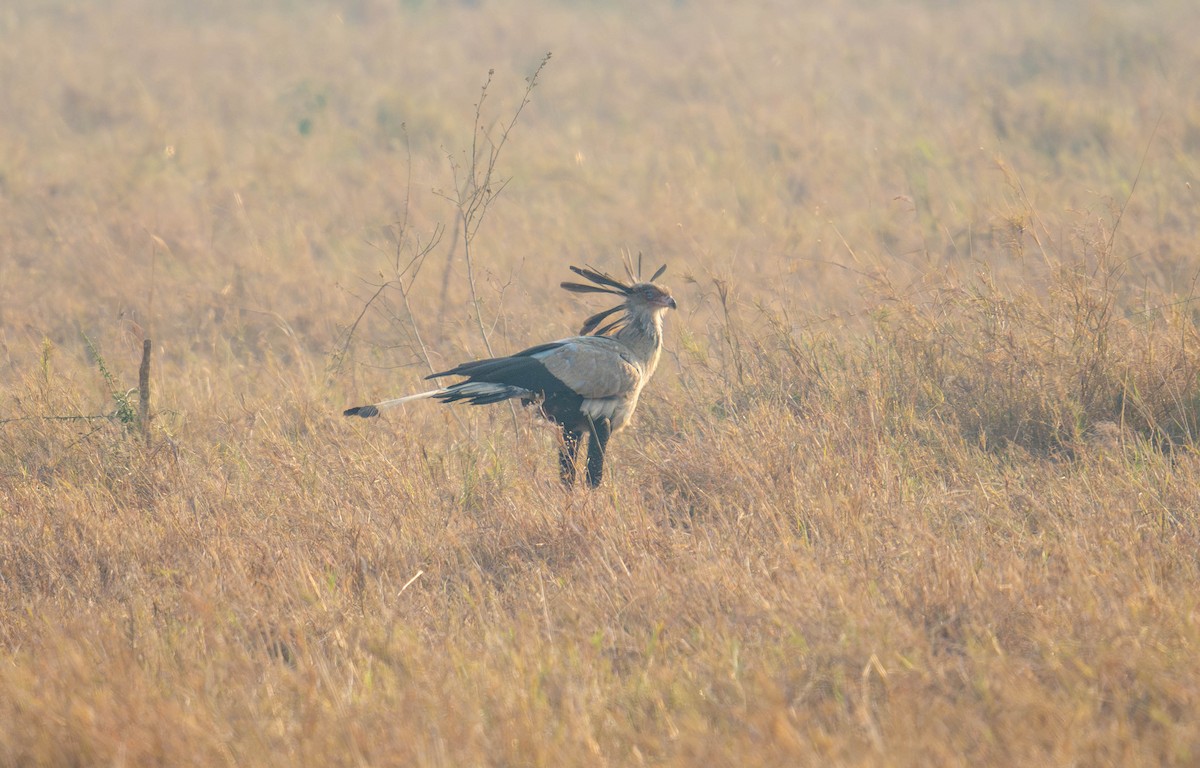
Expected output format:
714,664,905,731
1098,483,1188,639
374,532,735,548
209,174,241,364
139,339,152,448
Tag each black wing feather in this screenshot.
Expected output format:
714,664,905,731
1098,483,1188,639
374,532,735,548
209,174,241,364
428,342,569,380
426,346,586,425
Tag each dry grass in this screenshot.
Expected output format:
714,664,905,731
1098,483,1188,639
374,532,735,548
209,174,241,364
3,0,1200,765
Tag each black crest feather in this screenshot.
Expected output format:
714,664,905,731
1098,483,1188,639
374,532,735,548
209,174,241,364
579,304,626,335
562,261,668,336
560,281,622,296
568,265,630,293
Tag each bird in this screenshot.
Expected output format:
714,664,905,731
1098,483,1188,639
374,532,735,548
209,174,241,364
344,262,676,487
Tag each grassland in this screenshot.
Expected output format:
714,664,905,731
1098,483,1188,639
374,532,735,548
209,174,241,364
3,0,1200,764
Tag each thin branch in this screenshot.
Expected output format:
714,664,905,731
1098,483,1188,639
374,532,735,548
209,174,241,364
331,122,444,376
0,414,115,425
453,52,552,359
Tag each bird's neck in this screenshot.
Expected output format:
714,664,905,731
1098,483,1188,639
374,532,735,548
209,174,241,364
616,308,664,377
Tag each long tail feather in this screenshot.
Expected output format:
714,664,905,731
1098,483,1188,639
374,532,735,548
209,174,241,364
434,382,532,405
344,389,442,418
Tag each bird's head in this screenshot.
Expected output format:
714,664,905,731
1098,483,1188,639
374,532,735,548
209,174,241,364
628,281,677,312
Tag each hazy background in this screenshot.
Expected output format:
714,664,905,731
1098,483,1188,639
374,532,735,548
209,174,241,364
4,0,1197,384
4,1,1200,765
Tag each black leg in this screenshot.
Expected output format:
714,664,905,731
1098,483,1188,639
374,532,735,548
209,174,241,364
585,417,611,488
559,427,582,486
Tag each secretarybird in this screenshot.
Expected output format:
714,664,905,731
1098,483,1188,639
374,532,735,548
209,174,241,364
344,263,676,487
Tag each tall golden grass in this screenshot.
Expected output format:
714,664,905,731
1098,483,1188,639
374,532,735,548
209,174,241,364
3,0,1200,764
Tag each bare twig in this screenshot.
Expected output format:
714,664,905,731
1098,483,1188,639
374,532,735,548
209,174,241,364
0,414,113,425
336,58,552,442
331,122,445,377
437,54,552,433
448,52,552,358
